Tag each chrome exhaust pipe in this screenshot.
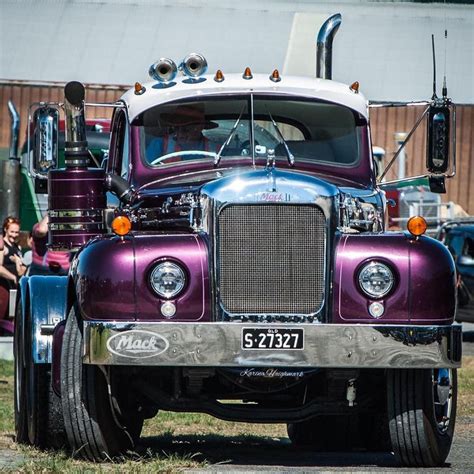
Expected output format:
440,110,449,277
64,81,89,168
8,100,20,159
316,13,342,80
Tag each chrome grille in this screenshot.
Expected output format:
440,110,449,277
217,204,326,314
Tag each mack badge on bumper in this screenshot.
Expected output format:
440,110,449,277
107,330,169,358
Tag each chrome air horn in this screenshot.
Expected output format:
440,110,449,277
180,53,208,78
149,58,178,83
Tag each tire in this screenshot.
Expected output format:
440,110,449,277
22,301,66,449
61,307,143,461
14,297,29,444
387,368,457,467
26,364,66,449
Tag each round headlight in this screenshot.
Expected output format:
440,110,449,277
150,261,186,299
358,262,394,298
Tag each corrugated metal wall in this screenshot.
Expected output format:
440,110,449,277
1,81,472,213
0,81,128,152
370,104,474,214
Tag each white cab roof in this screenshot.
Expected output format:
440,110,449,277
121,74,369,122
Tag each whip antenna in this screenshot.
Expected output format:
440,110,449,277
431,34,437,100
442,29,448,99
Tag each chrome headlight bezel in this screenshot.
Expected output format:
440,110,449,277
149,260,187,299
357,261,395,299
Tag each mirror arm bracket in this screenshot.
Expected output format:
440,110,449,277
378,106,430,182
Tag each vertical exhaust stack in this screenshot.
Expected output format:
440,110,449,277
48,81,106,251
316,13,342,80
0,101,20,224
64,81,89,168
8,100,20,159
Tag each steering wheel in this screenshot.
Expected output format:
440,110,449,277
150,150,216,165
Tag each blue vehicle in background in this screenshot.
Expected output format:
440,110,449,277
437,220,474,323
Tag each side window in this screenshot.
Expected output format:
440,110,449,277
109,110,129,178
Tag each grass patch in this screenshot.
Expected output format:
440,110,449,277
458,355,474,416
15,447,206,473
0,356,473,471
0,360,14,435
0,360,13,378
142,411,287,439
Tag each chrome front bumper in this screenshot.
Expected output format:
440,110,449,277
83,322,462,369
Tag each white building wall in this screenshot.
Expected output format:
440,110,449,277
0,0,472,102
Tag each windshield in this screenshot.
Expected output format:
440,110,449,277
135,96,366,168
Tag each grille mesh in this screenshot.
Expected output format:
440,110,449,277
218,204,326,314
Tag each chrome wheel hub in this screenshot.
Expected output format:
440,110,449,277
432,368,453,434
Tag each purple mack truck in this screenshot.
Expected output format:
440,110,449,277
14,15,461,467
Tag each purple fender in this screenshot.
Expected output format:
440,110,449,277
73,233,211,321
333,233,456,325
0,320,14,334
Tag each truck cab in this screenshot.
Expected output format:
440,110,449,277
14,15,461,467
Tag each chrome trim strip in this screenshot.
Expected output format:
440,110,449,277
83,322,462,369
49,209,104,218
49,223,105,231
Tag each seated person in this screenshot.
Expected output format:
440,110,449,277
146,105,218,162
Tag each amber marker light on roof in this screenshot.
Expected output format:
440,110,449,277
349,81,360,93
407,216,427,237
269,69,281,82
214,69,225,82
243,67,253,80
112,215,132,236
134,82,146,95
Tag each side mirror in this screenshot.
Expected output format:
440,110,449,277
426,104,450,174
31,106,59,176
428,175,446,193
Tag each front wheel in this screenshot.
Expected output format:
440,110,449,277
387,368,457,467
61,307,143,461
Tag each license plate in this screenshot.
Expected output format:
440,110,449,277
242,328,304,350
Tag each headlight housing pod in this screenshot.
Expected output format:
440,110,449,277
358,261,395,299
150,260,187,299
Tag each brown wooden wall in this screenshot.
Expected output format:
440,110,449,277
1,81,472,213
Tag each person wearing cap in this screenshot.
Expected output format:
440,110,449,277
146,105,218,162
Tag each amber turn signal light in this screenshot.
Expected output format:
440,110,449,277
214,69,225,82
407,216,427,236
134,82,146,95
269,69,281,82
243,67,253,80
349,81,360,93
112,215,132,236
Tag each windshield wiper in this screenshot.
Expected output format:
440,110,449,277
268,110,295,167
214,105,246,168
